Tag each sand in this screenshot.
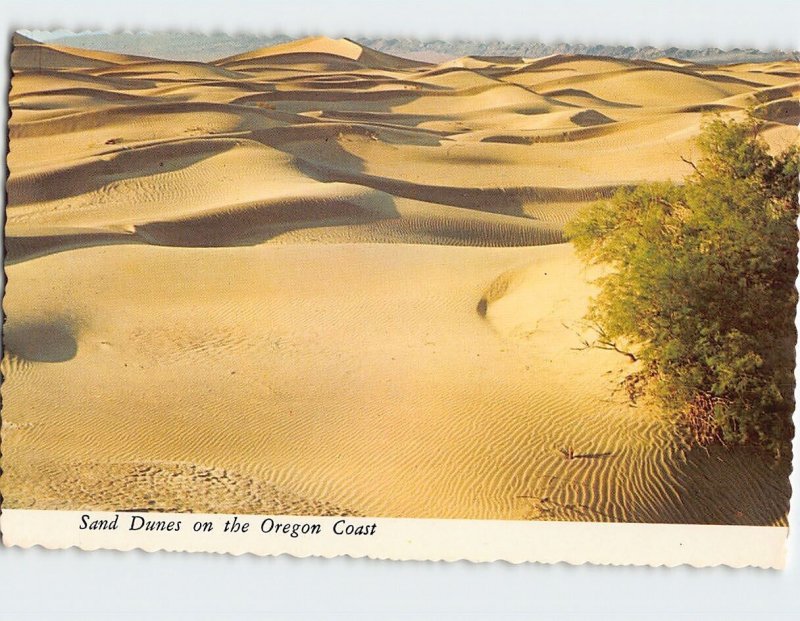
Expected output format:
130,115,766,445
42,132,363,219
3,34,798,524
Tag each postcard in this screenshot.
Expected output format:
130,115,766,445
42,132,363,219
2,30,798,568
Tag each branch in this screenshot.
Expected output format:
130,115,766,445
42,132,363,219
563,322,638,362
680,155,704,178
593,324,638,362
595,339,638,362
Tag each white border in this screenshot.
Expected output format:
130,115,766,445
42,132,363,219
2,510,788,568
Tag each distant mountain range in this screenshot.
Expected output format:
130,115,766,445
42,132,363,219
44,32,799,64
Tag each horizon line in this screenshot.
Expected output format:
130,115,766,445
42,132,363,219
17,30,800,56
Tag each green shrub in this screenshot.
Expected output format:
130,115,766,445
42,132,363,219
565,116,799,456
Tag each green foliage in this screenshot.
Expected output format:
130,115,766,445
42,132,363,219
566,116,799,456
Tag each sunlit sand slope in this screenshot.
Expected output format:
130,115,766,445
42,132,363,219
3,244,790,523
4,35,797,523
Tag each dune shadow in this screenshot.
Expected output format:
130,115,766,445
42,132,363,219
134,193,401,247
295,153,622,219
4,233,141,265
246,113,624,221
4,320,78,363
542,88,641,109
7,138,241,206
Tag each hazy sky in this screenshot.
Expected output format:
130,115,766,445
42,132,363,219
9,0,800,50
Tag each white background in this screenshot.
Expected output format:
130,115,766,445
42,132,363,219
2,1,800,618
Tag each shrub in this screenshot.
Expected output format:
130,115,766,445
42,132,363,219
565,116,799,456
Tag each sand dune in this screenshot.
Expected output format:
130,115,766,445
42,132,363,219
3,34,798,524
11,35,158,70
216,36,428,73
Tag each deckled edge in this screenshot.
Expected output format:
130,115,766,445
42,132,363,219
0,509,788,569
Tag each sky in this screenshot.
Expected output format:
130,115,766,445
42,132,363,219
8,0,800,50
